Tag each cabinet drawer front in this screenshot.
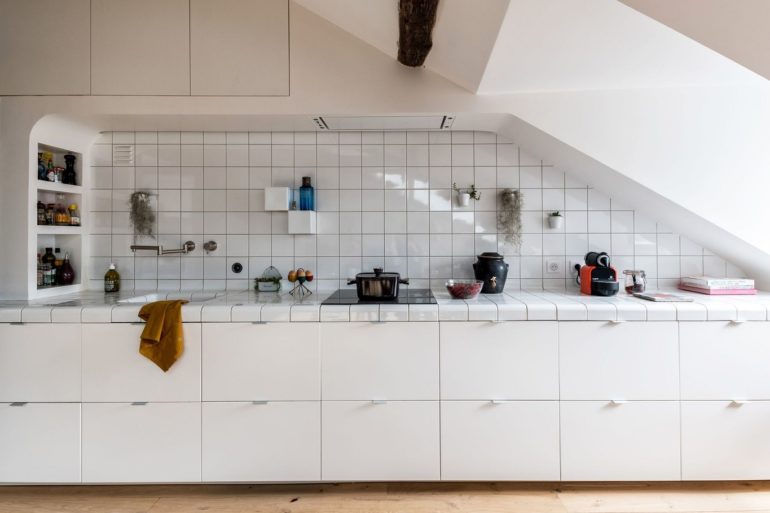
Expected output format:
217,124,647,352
441,400,560,480
681,322,770,400
560,401,680,481
682,400,770,480
322,401,440,481
202,401,320,482
83,324,201,402
82,403,201,483
202,324,319,401
560,322,679,400
0,403,81,483
441,322,558,400
321,323,439,400
0,324,81,402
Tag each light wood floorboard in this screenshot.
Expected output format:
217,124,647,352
1,482,770,513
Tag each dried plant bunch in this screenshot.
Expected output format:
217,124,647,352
497,189,522,248
129,191,156,239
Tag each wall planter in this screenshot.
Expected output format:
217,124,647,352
452,183,480,208
548,212,564,230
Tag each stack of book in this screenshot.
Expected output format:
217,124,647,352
678,276,756,295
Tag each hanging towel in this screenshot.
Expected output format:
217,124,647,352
137,300,188,372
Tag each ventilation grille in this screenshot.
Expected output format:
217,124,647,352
113,145,134,166
313,115,454,131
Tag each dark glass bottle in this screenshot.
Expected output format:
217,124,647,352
60,253,75,285
37,201,46,225
41,248,55,266
63,154,77,185
299,176,314,210
37,153,46,180
104,263,120,293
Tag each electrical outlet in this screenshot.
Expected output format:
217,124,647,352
569,260,581,275
546,260,562,274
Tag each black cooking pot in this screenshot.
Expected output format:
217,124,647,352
473,252,509,293
348,268,410,300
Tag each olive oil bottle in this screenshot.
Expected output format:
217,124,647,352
104,263,120,293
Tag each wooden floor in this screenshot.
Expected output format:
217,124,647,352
2,482,770,513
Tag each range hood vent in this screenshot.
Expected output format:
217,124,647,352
313,115,454,131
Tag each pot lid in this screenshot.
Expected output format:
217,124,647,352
356,267,401,278
477,252,505,260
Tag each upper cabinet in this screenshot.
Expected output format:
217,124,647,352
0,0,91,95
190,0,289,96
91,0,190,95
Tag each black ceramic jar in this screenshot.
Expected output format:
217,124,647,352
473,252,509,294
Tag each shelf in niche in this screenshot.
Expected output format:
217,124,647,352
37,181,83,194
37,225,82,235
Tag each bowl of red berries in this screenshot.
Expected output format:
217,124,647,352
445,279,484,300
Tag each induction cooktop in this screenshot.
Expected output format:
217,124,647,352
321,288,436,305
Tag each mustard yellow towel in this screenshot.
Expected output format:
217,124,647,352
138,300,188,372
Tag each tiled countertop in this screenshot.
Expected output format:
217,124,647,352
1,288,769,323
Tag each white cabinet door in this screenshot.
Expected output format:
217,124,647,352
321,323,439,400
202,401,320,482
0,403,80,483
322,401,440,481
0,324,81,402
202,324,319,401
91,0,190,95
190,0,289,95
0,0,90,95
440,322,558,400
82,402,201,483
441,401,560,481
682,401,770,480
559,321,679,400
83,323,201,402
561,401,680,481
681,322,770,400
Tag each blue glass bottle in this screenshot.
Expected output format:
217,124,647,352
299,176,314,210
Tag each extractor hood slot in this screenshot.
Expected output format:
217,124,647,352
313,115,454,131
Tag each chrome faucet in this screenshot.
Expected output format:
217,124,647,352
130,241,196,255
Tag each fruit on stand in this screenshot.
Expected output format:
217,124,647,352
296,268,306,283
305,270,314,282
287,270,297,283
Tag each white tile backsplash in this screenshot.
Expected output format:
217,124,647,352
89,131,734,291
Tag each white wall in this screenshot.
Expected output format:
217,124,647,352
1,3,768,297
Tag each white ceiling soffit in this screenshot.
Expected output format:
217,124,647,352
292,0,509,93
314,115,454,131
619,0,770,82
476,0,766,94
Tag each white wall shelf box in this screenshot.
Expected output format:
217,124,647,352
36,182,83,195
37,226,83,236
265,187,291,211
288,211,317,234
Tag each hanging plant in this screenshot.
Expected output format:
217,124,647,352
497,189,522,248
129,191,155,239
452,182,481,207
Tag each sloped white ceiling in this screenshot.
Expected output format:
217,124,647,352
621,0,770,83
477,0,764,93
293,0,509,92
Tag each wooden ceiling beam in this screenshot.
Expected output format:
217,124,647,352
397,0,439,67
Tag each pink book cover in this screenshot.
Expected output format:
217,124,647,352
678,284,758,295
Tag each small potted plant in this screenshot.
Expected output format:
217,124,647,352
548,211,563,229
452,183,481,207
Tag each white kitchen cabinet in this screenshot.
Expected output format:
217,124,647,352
190,0,289,95
441,400,560,481
0,0,90,95
559,321,679,400
682,400,770,480
322,401,440,481
0,324,81,402
681,322,770,400
321,323,439,400
91,0,190,95
0,403,81,483
202,401,320,482
82,323,201,402
82,402,201,483
440,322,558,400
202,324,319,401
560,401,680,481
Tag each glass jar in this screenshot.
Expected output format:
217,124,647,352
68,204,80,226
623,270,647,294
